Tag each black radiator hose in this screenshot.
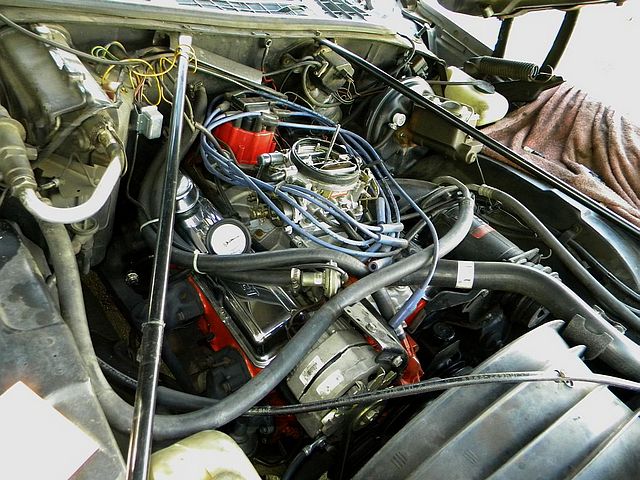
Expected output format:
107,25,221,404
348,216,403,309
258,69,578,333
75,191,471,439
169,241,399,317
404,260,640,381
39,182,471,440
150,230,369,278
471,184,640,333
41,212,390,439
213,269,292,285
99,256,640,414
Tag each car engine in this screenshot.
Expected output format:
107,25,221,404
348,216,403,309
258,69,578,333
0,2,638,479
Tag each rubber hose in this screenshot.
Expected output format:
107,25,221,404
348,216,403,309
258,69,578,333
145,229,369,277
372,288,397,320
101,258,640,413
141,84,208,219
41,210,438,440
213,270,397,320
282,450,310,480
98,358,215,411
472,184,640,333
405,260,640,381
37,221,140,441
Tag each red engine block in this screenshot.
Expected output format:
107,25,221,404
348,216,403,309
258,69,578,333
189,278,261,378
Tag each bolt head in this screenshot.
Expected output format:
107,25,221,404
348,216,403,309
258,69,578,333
125,271,140,287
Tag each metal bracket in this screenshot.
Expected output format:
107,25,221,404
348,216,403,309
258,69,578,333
344,303,406,368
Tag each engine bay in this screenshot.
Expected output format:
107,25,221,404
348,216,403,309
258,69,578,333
0,2,639,478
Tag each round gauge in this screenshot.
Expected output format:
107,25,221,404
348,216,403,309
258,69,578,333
206,219,251,255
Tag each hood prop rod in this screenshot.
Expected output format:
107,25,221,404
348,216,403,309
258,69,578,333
318,38,640,240
125,34,192,480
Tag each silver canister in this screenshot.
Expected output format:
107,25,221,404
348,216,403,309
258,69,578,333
175,173,223,253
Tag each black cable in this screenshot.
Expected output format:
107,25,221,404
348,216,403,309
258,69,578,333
471,184,640,333
243,371,640,416
337,413,355,480
317,39,640,240
281,450,308,480
97,358,640,417
0,13,145,66
393,33,417,77
125,131,150,218
568,240,640,306
95,260,640,415
263,60,322,77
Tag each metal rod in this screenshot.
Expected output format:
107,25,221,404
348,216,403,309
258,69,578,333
493,17,512,58
325,124,340,162
542,10,579,70
126,34,192,480
318,39,640,240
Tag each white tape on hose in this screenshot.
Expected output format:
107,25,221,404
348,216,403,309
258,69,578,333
456,261,475,289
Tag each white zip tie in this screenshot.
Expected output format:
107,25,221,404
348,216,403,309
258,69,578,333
193,249,204,274
139,218,159,232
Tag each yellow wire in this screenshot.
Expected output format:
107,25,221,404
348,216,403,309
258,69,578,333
104,41,127,54
93,42,198,108
101,64,117,86
132,55,177,78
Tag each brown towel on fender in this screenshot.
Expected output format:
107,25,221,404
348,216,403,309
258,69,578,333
481,83,640,227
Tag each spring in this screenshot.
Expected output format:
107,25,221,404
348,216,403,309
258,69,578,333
468,56,539,81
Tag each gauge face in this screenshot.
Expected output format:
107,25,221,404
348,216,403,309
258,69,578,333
207,220,250,255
